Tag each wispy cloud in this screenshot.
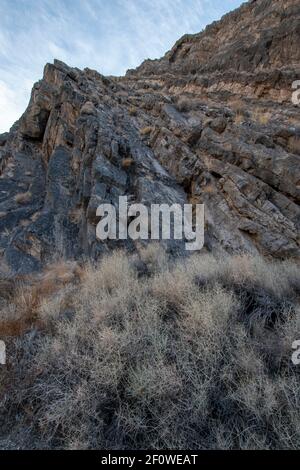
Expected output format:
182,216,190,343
0,0,243,132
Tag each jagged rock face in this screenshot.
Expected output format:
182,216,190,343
129,0,300,103
0,0,299,274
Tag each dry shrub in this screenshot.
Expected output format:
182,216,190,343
230,98,247,125
121,158,135,168
39,261,82,287
138,242,168,273
0,250,299,449
175,96,202,113
234,111,245,125
252,108,271,125
0,262,81,337
288,136,300,155
128,106,137,116
139,126,153,136
14,191,32,204
0,285,43,337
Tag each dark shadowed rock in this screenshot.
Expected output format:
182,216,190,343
0,133,8,146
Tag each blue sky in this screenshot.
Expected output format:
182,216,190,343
0,0,244,132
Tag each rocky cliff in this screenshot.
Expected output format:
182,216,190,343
0,0,299,274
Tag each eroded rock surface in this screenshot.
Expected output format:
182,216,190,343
0,0,299,274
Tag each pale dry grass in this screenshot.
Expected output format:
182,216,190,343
252,109,272,125
0,250,299,449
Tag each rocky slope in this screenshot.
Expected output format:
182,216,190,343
0,0,299,275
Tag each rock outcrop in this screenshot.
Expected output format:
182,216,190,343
0,0,299,274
